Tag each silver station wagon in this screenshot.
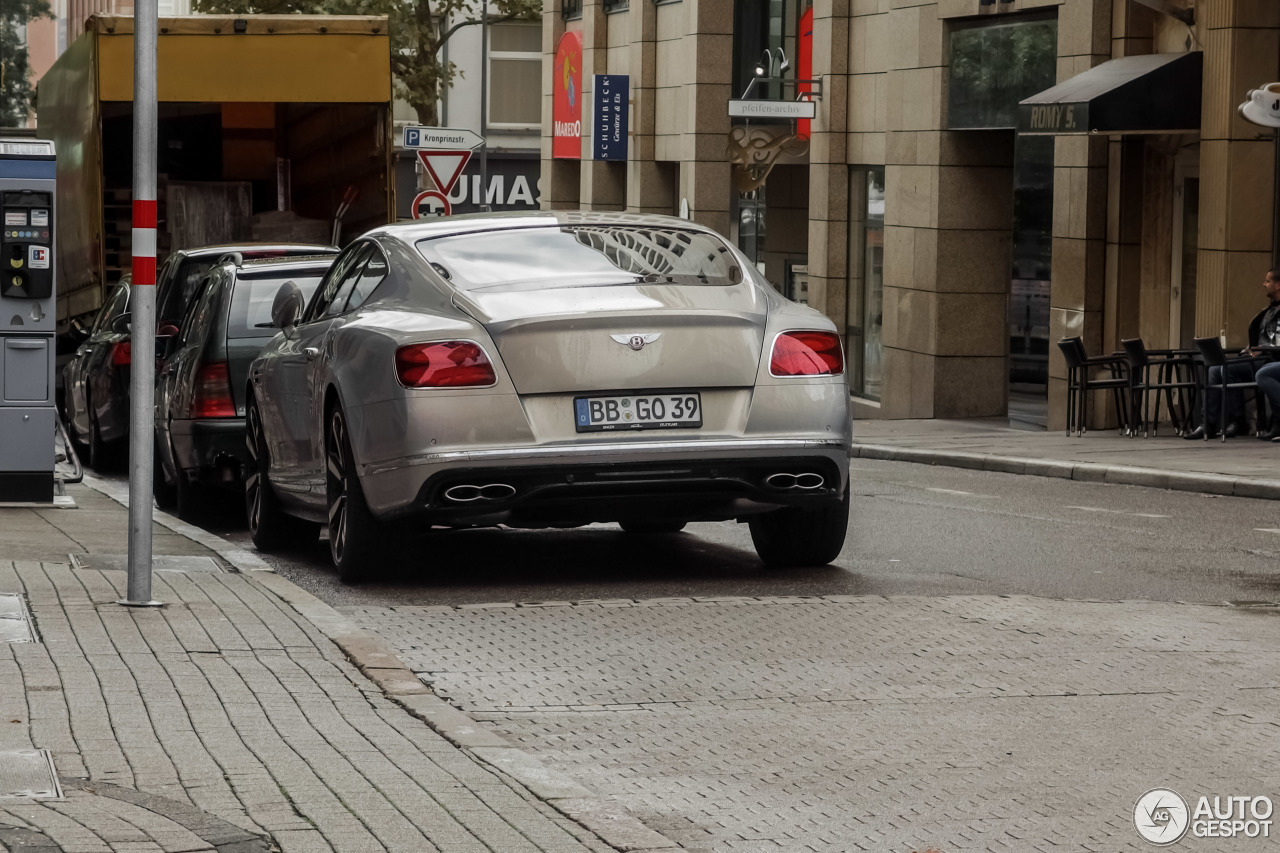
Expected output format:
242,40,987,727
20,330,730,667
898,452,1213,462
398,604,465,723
244,212,852,580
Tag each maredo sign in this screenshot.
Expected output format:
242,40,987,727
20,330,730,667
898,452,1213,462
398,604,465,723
553,31,583,159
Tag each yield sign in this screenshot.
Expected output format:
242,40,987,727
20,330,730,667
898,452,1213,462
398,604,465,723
417,149,472,194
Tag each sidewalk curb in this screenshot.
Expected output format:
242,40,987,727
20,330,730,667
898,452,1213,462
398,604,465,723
851,443,1280,499
78,475,678,853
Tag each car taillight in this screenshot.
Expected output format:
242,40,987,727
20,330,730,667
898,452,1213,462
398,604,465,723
395,342,496,388
111,341,131,366
192,362,236,418
769,331,844,377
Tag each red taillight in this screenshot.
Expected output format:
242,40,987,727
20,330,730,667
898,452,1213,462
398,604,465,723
111,341,132,366
769,331,844,377
192,362,236,418
395,342,496,388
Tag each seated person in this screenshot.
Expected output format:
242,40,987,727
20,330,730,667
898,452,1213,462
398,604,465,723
1187,266,1280,440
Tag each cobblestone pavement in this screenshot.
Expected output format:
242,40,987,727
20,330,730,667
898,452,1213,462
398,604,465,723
347,595,1280,852
0,562,615,853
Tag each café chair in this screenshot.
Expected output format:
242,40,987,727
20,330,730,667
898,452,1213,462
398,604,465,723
1193,336,1263,441
1120,338,1199,437
1057,337,1129,437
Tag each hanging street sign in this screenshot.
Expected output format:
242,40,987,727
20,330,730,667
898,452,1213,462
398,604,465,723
553,31,584,159
402,126,485,151
593,74,629,162
728,99,816,120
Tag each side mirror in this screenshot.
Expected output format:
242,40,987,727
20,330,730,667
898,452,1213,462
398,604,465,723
270,281,305,331
111,313,132,335
69,318,90,343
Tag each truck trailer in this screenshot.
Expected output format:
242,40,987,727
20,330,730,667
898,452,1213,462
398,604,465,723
37,14,395,327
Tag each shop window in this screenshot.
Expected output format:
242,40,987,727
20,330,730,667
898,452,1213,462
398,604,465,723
947,13,1057,130
562,0,582,19
847,167,884,402
603,0,629,10
488,22,542,128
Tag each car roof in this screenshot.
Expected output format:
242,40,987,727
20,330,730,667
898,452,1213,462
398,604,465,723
365,211,725,245
172,243,340,261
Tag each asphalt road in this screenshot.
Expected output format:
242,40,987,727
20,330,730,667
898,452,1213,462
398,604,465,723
109,458,1280,607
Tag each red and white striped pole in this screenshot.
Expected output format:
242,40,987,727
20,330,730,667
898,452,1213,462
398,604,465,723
123,0,160,606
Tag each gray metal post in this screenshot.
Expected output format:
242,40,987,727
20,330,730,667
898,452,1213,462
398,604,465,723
479,0,489,212
122,0,161,607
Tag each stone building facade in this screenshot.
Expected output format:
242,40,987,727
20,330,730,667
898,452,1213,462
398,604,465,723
540,0,1280,430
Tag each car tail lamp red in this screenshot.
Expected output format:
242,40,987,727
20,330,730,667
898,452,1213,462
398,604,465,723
769,331,844,377
192,362,236,418
395,341,496,388
110,341,131,367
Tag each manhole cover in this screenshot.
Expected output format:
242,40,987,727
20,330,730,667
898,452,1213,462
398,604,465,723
71,554,221,573
0,750,61,799
0,595,35,644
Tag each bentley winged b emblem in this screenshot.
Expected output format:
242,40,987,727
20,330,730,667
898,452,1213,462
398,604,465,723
611,332,662,351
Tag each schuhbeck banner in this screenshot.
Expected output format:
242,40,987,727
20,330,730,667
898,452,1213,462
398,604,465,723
553,31,583,160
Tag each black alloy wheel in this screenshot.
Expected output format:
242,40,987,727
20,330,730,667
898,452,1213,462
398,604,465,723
152,435,177,510
245,397,319,552
87,407,113,472
326,405,380,582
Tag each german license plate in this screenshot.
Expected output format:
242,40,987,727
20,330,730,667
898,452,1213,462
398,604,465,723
574,392,702,432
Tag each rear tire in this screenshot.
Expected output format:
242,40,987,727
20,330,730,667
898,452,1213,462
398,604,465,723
748,490,850,568
326,405,381,583
245,397,319,551
174,465,206,524
619,520,687,535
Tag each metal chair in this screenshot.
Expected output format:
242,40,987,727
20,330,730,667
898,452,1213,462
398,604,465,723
1120,338,1199,437
1192,336,1263,441
1057,337,1129,437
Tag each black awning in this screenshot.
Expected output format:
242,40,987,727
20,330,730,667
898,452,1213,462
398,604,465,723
1018,52,1202,135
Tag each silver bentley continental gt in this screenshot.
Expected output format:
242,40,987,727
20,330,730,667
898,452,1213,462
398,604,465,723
244,212,852,580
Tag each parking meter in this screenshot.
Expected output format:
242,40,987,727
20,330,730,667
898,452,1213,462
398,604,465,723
0,139,56,502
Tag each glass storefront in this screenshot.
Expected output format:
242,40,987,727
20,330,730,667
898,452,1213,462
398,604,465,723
848,167,884,401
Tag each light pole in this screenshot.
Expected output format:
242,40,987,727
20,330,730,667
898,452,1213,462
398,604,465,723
122,0,161,607
479,0,490,212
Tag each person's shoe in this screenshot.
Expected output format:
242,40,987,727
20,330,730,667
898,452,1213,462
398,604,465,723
1259,425,1280,441
1184,424,1219,440
1224,419,1251,438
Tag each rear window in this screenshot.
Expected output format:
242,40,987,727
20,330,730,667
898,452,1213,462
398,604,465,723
227,273,326,338
415,226,743,292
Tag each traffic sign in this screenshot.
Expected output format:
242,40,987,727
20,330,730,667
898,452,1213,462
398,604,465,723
402,126,485,150
411,190,450,219
417,149,472,194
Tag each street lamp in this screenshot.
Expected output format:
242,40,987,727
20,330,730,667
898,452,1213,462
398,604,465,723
1238,83,1280,266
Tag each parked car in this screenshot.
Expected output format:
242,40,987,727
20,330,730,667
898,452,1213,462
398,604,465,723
60,244,339,471
154,254,336,520
62,279,133,470
244,212,852,580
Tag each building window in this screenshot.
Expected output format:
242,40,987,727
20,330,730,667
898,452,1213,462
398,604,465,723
603,0,629,10
562,0,582,19
488,22,542,128
947,13,1057,129
847,167,884,402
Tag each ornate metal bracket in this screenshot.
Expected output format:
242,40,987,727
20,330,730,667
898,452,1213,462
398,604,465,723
726,127,809,194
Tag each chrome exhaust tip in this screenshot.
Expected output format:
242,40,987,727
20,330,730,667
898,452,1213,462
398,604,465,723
765,472,825,490
444,483,517,503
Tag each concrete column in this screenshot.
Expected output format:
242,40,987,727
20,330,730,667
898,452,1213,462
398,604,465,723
1046,0,1112,432
540,0,580,209
807,0,851,330
626,0,666,212
677,0,733,236
1195,1,1280,344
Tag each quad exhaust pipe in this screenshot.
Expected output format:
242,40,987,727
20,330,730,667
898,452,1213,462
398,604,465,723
443,483,517,503
765,472,825,491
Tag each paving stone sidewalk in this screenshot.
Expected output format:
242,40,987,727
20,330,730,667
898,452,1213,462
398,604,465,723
0,485,624,853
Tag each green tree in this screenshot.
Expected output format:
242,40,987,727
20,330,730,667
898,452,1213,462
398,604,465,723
0,0,53,127
192,0,540,126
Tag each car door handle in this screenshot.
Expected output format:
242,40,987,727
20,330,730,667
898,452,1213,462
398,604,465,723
304,347,320,360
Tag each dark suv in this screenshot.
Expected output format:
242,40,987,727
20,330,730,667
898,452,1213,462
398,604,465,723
153,255,336,519
61,244,338,471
